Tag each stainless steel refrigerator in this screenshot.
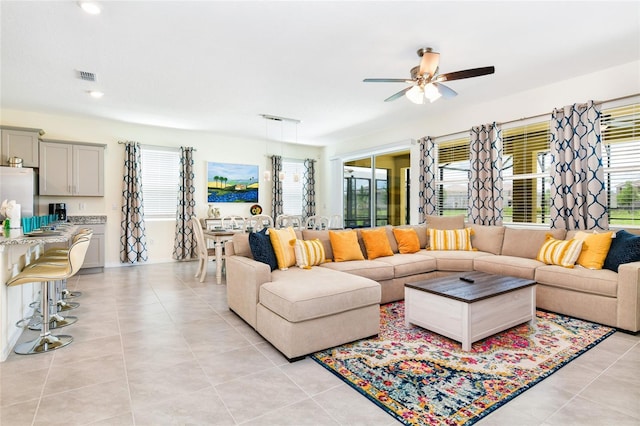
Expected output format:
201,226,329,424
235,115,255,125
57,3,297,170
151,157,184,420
0,166,37,219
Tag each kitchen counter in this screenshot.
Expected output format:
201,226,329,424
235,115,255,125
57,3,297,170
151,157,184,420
67,215,107,225
0,223,78,361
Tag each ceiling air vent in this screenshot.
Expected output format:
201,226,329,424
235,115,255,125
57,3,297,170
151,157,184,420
76,70,97,82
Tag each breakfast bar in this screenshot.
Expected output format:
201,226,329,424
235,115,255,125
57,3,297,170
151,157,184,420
0,224,77,361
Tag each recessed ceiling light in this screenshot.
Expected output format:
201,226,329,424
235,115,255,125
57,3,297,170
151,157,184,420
79,2,101,15
88,90,104,99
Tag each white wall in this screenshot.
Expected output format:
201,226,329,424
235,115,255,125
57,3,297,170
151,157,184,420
322,60,640,223
0,110,322,266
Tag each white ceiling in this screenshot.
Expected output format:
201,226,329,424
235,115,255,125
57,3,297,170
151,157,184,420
1,1,639,146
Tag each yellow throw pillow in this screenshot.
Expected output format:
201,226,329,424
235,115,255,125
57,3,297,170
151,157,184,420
269,227,297,270
573,231,614,270
361,227,394,260
536,234,583,268
392,228,421,254
428,228,475,251
329,230,365,262
293,239,326,269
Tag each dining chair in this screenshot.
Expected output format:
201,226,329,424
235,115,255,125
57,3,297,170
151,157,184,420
244,215,274,232
221,215,245,230
275,214,303,229
304,215,330,230
190,217,216,282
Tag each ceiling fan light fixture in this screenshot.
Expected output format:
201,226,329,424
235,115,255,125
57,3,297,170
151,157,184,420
424,83,442,103
405,86,425,104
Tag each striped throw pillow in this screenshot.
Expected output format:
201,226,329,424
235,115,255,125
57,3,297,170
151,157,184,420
536,235,583,268
428,228,474,251
293,239,326,269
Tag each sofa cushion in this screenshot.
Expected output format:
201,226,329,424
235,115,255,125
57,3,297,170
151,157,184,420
573,231,614,270
535,265,618,298
361,227,394,259
320,259,394,282
392,228,421,254
302,230,332,260
329,230,365,262
293,239,326,268
395,224,428,249
269,227,298,270
261,267,380,323
536,235,583,268
473,255,544,280
248,228,277,271
375,253,436,278
428,228,474,251
421,250,491,272
232,233,253,258
604,230,640,272
501,228,566,259
470,224,505,255
425,214,465,229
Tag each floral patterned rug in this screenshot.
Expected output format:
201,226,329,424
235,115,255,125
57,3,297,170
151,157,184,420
311,301,615,426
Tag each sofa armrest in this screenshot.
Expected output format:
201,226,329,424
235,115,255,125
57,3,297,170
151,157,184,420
616,261,640,332
225,255,271,329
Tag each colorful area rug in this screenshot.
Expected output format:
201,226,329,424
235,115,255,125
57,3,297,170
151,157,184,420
311,301,614,426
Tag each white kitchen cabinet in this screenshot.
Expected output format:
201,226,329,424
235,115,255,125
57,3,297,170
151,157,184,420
39,140,105,196
0,126,43,168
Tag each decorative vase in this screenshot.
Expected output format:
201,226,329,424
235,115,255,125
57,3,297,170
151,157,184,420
207,205,217,218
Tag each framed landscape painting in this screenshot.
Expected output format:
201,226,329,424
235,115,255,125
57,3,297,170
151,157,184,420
207,162,259,203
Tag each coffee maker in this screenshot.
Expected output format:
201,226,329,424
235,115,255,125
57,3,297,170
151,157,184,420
49,203,67,221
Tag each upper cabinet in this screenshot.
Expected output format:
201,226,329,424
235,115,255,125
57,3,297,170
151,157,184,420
0,126,43,168
39,140,105,196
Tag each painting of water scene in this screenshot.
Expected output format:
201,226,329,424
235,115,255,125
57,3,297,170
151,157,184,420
207,162,259,203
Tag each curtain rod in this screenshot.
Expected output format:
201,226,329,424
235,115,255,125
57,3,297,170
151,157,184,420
433,92,640,141
117,141,195,151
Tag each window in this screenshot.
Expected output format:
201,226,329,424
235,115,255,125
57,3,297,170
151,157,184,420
434,101,640,227
281,159,304,216
602,103,640,226
140,147,180,219
436,137,469,216
502,121,551,224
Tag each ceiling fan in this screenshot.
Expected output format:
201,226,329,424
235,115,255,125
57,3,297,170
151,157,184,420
363,47,495,104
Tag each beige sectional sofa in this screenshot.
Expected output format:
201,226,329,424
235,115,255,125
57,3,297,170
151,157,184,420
224,223,640,360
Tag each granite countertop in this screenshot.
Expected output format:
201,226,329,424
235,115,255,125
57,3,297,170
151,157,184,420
66,215,107,225
0,223,78,247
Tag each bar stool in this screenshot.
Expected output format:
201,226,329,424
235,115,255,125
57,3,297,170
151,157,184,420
25,231,93,330
42,228,93,300
7,237,91,354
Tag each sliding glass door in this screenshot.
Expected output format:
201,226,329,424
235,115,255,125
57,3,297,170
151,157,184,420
343,150,410,228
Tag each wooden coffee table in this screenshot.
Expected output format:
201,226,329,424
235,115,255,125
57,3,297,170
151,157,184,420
404,271,536,351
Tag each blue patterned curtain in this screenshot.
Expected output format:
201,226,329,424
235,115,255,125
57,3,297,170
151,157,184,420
173,147,196,260
303,159,316,219
469,123,504,225
120,141,148,263
418,137,438,222
549,101,607,230
271,155,283,219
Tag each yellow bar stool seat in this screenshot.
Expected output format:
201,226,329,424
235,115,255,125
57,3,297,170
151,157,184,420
7,238,91,355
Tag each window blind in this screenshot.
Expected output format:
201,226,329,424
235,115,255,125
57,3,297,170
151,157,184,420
281,159,304,216
602,103,640,226
436,137,469,216
140,147,180,218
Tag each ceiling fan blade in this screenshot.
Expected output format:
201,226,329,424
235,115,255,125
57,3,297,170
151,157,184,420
433,82,457,99
363,78,411,83
384,86,412,102
435,66,495,83
419,50,440,77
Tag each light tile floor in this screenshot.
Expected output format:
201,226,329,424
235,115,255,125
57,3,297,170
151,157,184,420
1,262,639,425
